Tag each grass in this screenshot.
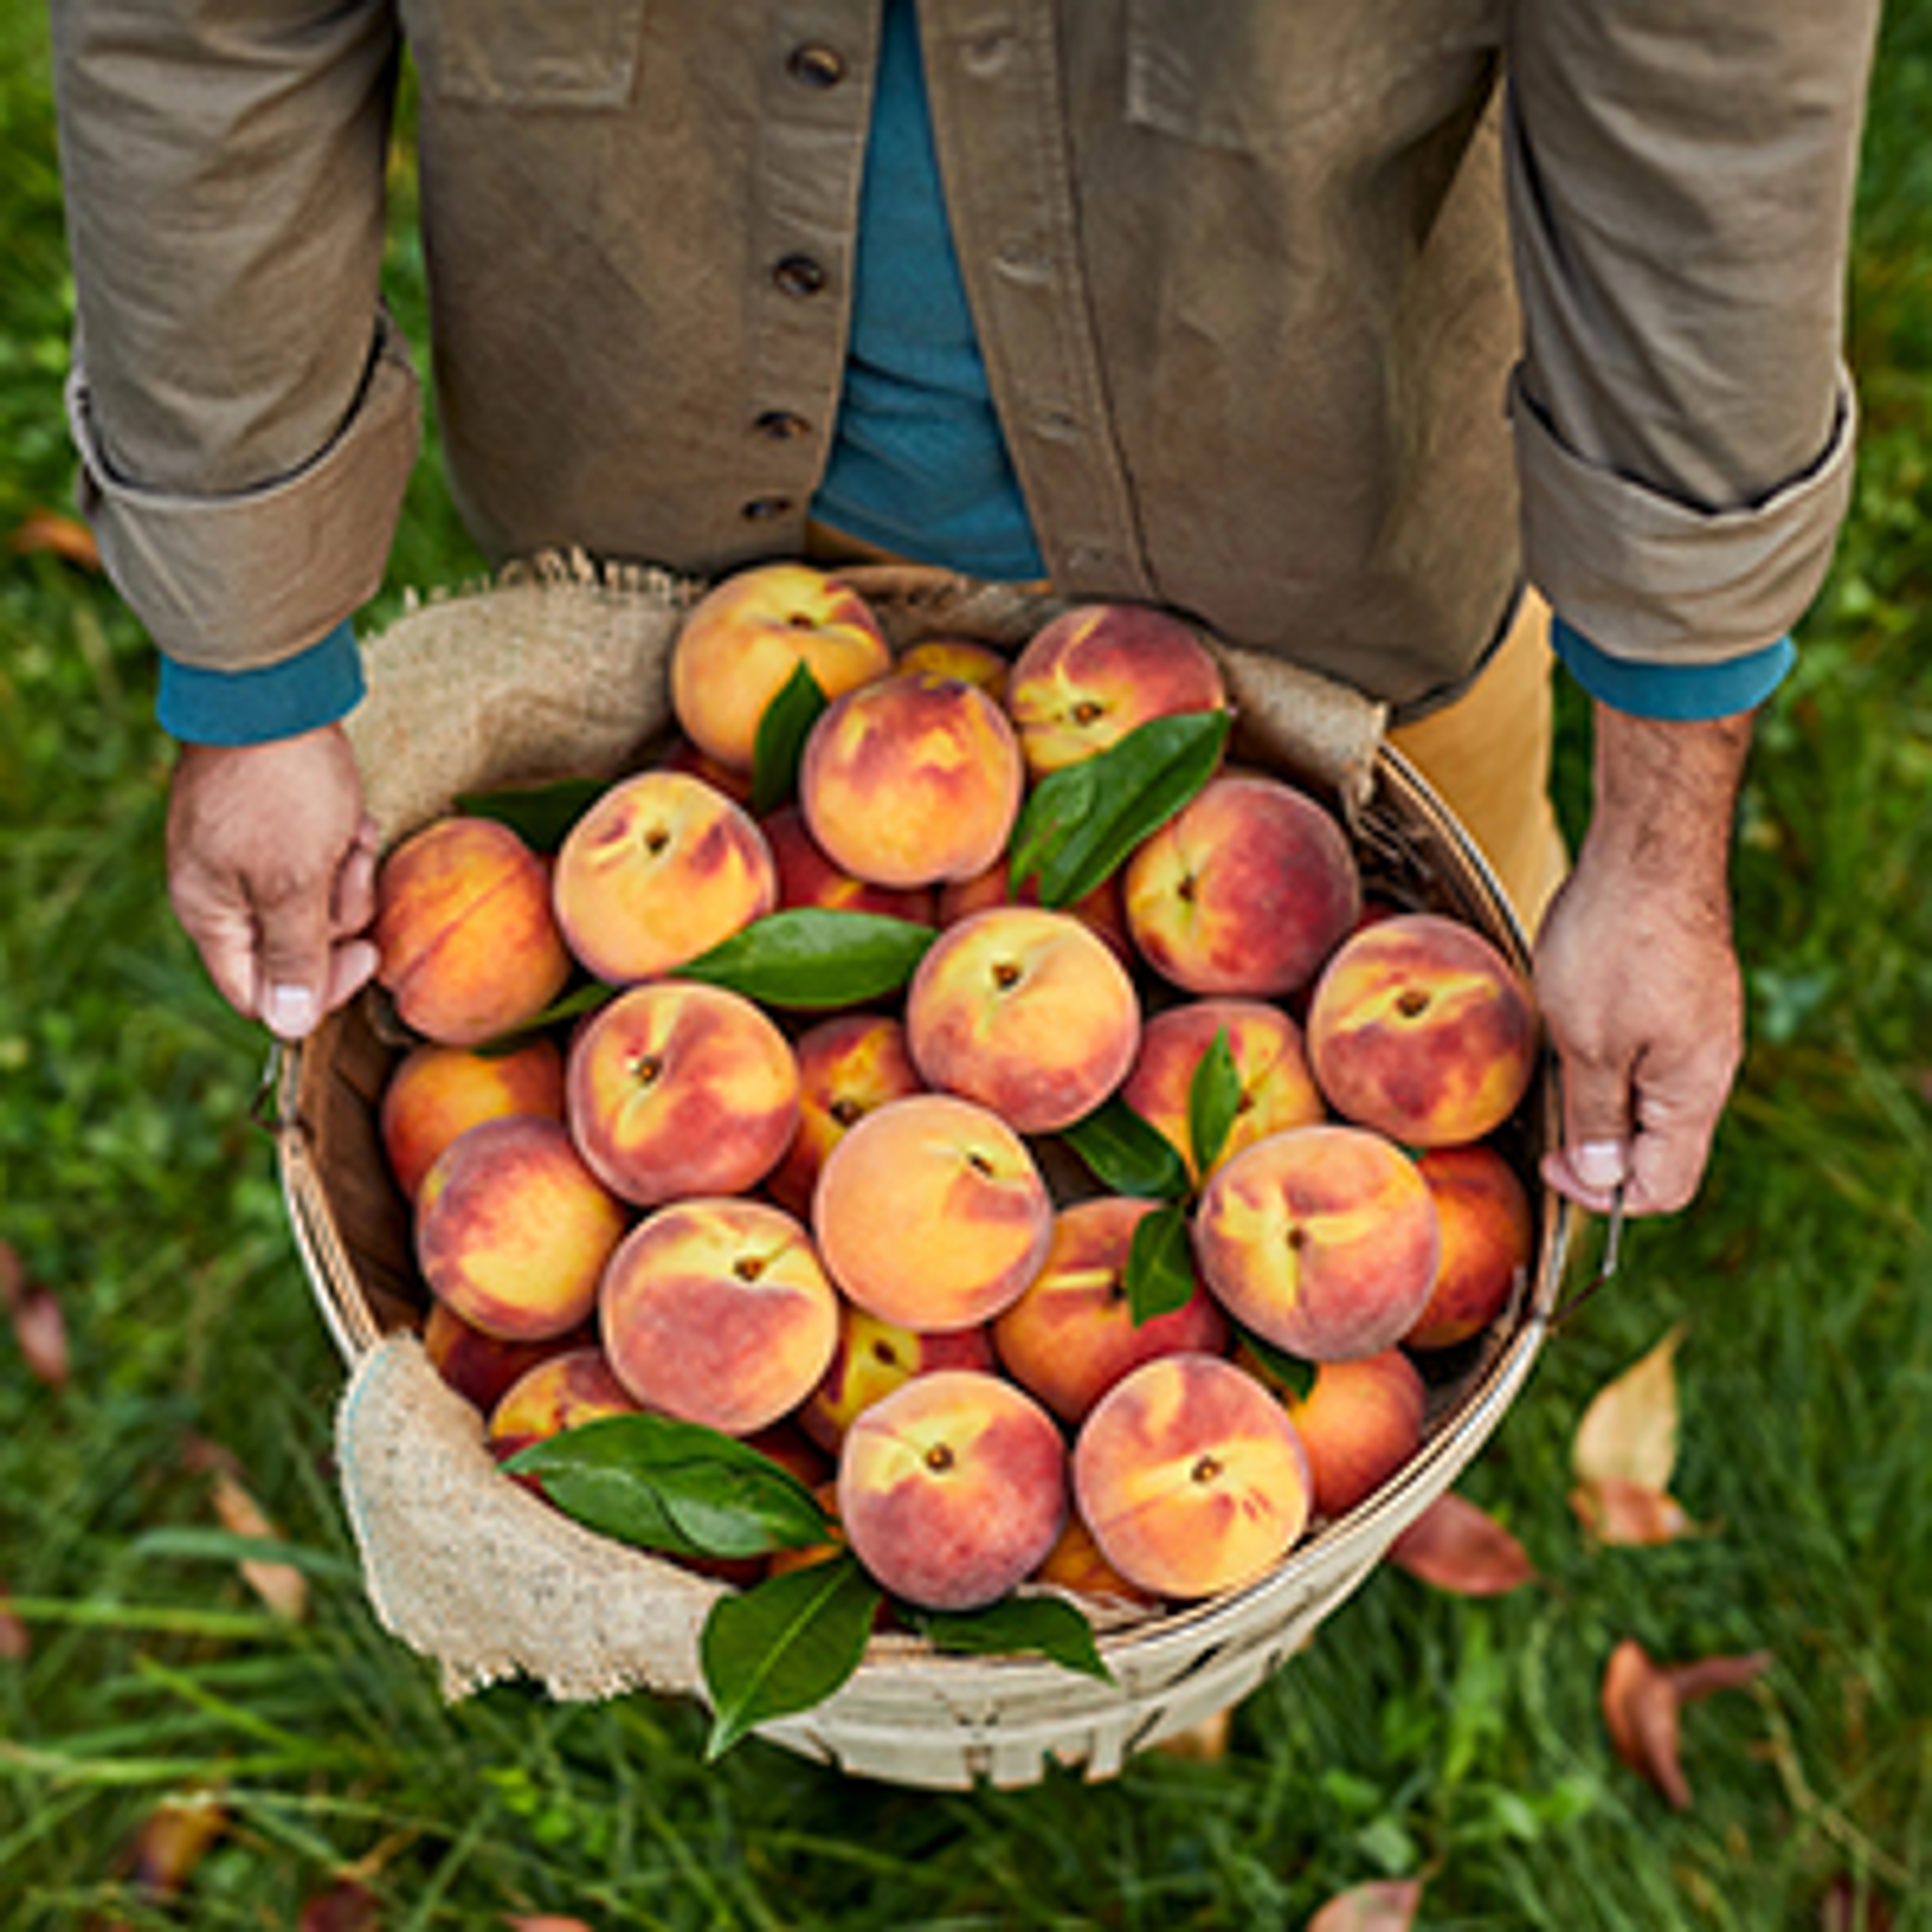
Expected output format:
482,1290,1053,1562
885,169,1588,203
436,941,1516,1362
3,5,1930,1925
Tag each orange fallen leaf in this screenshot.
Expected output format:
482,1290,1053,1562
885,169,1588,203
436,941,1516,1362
1305,1877,1423,1930
1568,1474,1705,1547
300,1880,380,1931
1,1241,70,1389
125,1795,226,1897
0,1580,30,1661
1571,1324,1697,1544
211,1469,309,1622
1386,1492,1536,1595
9,507,102,572
1601,1638,1772,1810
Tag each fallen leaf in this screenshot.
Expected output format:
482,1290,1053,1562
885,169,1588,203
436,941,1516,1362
0,1581,29,1661
300,1880,380,1931
8,507,102,571
1819,1873,1895,1931
505,1919,600,1931
1569,1474,1706,1547
1572,1324,1686,1493
1305,1877,1424,1930
1386,1492,1536,1595
211,1470,309,1622
125,1796,226,1897
1,1242,69,1388
1601,1638,1772,1810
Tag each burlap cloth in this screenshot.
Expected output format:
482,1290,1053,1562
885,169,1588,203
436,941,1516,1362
324,551,1392,1704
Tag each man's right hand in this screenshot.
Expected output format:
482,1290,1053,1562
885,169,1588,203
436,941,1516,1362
166,723,382,1039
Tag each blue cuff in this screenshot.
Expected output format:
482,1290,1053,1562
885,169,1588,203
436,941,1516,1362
156,620,365,746
1550,616,1795,722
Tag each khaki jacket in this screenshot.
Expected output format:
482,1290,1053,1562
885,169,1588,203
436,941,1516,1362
52,0,1877,716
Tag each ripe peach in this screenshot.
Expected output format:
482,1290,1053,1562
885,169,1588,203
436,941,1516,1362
797,1305,997,1454
936,859,1133,966
1284,1348,1429,1521
1032,1510,1162,1610
1119,998,1326,1184
764,1013,926,1220
656,734,756,807
416,1116,629,1343
813,1093,1053,1332
422,1299,592,1415
1404,1143,1537,1349
760,802,937,925
1073,1353,1312,1600
800,669,1024,889
551,769,776,985
992,1197,1230,1425
484,1345,642,1464
669,562,894,772
838,1369,1069,1611
566,981,800,1208
373,816,573,1046
1306,912,1539,1148
1192,1124,1441,1360
1005,603,1227,776
897,636,1011,703
1123,774,1361,999
904,906,1142,1134
600,1197,839,1435
380,1037,567,1202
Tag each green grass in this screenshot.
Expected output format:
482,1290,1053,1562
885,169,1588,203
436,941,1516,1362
4,6,1930,1925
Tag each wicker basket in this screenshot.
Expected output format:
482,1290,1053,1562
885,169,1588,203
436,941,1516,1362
275,559,1570,1790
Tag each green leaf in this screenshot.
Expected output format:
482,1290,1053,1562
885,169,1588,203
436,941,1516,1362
1187,1026,1243,1180
1059,1097,1191,1202
455,776,607,853
1008,708,1231,909
1125,1202,1197,1326
701,1554,882,1759
675,907,935,1008
503,1414,832,1559
907,1595,1114,1683
473,979,614,1056
750,661,829,816
1234,1326,1317,1402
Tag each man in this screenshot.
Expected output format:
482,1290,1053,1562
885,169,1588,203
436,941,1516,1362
50,1,1880,1221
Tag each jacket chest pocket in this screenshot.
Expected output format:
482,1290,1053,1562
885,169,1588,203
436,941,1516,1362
404,0,648,108
1124,0,1500,149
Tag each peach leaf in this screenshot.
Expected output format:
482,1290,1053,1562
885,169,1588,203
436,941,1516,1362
1386,1492,1537,1595
1305,1877,1424,1930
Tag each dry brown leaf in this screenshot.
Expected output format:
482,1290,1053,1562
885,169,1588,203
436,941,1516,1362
1601,1637,1772,1811
300,1880,380,1931
1819,1873,1895,1931
1386,1491,1536,1595
1305,1877,1424,1930
1572,1323,1686,1493
0,1580,30,1662
211,1470,309,1622
1,1243,69,1389
124,1796,226,1897
1569,1474,1704,1548
505,1919,601,1931
9,507,102,571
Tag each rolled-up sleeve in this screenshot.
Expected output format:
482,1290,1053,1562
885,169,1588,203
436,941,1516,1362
1505,1,1880,666
51,0,417,671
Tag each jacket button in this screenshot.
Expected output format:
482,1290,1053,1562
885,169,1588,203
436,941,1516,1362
773,254,828,298
787,43,845,88
741,496,794,522
754,410,811,442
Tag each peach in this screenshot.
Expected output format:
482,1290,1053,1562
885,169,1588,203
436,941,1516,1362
897,636,1010,703
373,815,573,1046
837,1369,1068,1612
992,1197,1230,1425
799,669,1024,889
552,769,776,985
937,858,1133,966
1032,1511,1162,1610
566,981,800,1208
669,562,895,773
760,802,937,925
415,1116,629,1342
656,734,756,808
797,1305,998,1453
1119,998,1326,1184
380,1037,567,1202
1284,1348,1429,1521
1305,912,1540,1148
1073,1353,1311,1600
904,906,1142,1134
484,1344,642,1464
1404,1143,1537,1348
1192,1123,1441,1360
764,1013,926,1220
1005,603,1227,776
422,1298,592,1415
1123,774,1361,999
600,1197,839,1435
813,1093,1054,1332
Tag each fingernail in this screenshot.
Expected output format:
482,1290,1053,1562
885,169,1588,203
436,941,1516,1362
265,984,317,1039
1572,1139,1627,1191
